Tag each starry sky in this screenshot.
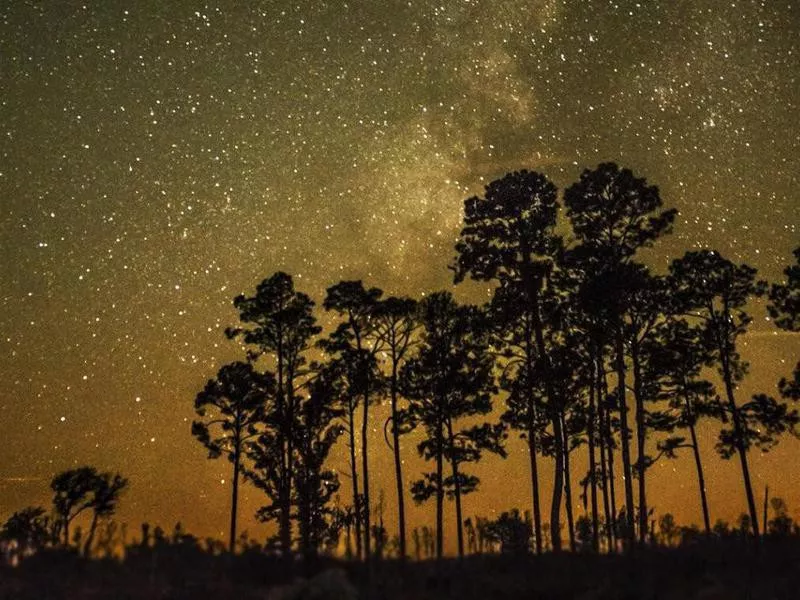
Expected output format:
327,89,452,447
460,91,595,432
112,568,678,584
1,1,798,547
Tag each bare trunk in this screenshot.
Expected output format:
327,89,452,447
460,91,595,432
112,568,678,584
435,423,444,561
631,340,648,544
525,323,543,555
615,326,635,548
83,513,99,557
362,379,372,559
230,443,240,553
447,419,465,558
347,402,363,559
390,365,407,560
527,418,543,555
562,413,576,552
588,359,600,552
685,395,711,535
721,351,760,540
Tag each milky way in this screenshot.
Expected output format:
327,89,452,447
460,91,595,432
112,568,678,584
1,1,798,545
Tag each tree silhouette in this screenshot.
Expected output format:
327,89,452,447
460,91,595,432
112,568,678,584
401,292,502,558
1,506,53,557
453,169,567,552
294,370,345,557
82,471,128,557
564,162,677,546
646,318,721,534
669,250,767,540
372,295,418,561
769,246,800,401
51,467,127,553
315,344,369,560
192,361,272,553
227,272,321,555
322,280,383,560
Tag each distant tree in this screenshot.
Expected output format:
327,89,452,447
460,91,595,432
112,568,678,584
51,467,126,554
488,509,533,555
669,250,768,540
1,506,53,557
768,246,800,331
372,295,418,561
294,370,345,557
646,318,721,534
193,361,272,553
227,272,321,555
565,162,677,546
82,471,128,557
322,280,383,559
767,497,795,536
768,246,800,401
402,292,502,558
453,169,565,552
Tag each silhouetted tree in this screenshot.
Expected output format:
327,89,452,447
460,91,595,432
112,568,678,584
669,250,766,540
646,318,721,534
314,342,367,560
322,280,383,559
453,169,566,552
294,370,345,557
769,246,800,401
51,467,127,553
193,361,272,553
82,471,128,557
373,295,418,561
401,292,501,558
564,162,677,546
1,506,53,557
227,272,321,555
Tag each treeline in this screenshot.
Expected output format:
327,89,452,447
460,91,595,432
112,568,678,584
188,162,799,560
2,163,797,566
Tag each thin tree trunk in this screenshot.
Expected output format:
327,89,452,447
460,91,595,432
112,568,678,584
615,325,636,548
525,320,543,555
447,419,465,558
588,358,600,552
390,364,407,561
631,339,648,544
521,249,562,552
527,416,543,555
685,394,711,535
435,422,444,561
84,513,99,557
602,365,618,552
362,377,372,559
347,402,363,560
720,348,760,540
230,443,241,554
562,413,576,552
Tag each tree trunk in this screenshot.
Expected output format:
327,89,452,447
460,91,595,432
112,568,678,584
685,394,711,535
615,325,636,548
435,422,444,561
631,339,648,544
84,513,99,557
390,364,407,561
522,252,562,552
362,377,372,559
588,358,600,552
230,443,241,553
720,349,760,541
527,415,543,555
447,419,465,558
562,414,576,552
347,402,363,560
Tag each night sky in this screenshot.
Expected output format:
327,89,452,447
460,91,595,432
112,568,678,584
1,1,798,547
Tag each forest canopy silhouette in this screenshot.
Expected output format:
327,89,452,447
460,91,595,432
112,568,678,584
3,163,799,599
